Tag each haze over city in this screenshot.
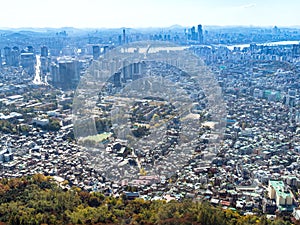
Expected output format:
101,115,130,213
1,0,300,28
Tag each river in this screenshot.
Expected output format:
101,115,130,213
225,40,300,51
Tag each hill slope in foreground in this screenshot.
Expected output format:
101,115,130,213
0,174,295,225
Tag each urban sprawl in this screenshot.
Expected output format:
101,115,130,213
1,25,300,220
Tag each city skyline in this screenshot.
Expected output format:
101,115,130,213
1,0,300,29
1,3,300,223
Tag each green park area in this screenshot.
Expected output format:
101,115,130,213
81,132,112,143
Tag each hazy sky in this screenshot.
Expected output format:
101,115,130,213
1,0,299,28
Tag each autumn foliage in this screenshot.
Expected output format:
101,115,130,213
0,175,294,225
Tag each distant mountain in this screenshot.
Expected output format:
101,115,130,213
4,32,29,39
0,25,299,37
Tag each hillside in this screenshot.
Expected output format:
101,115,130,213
0,175,294,225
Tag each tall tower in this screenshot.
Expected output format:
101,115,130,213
198,24,203,44
122,29,126,44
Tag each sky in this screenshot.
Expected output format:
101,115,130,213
1,0,300,28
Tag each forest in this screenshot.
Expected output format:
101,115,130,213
0,174,296,225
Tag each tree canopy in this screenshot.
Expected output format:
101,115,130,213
0,175,295,225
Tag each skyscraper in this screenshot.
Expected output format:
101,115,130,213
41,46,49,74
123,29,126,44
92,45,100,60
198,24,203,44
191,26,197,41
54,59,80,90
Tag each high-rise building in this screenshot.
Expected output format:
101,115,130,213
191,26,197,41
11,46,20,67
122,60,131,80
50,63,59,84
109,62,145,87
4,47,12,66
109,71,121,87
53,59,80,90
121,62,145,81
103,46,109,54
41,46,48,57
123,29,126,44
292,44,300,57
92,45,100,59
132,62,143,80
40,57,48,74
40,46,49,74
118,35,122,45
20,52,35,74
198,24,203,44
